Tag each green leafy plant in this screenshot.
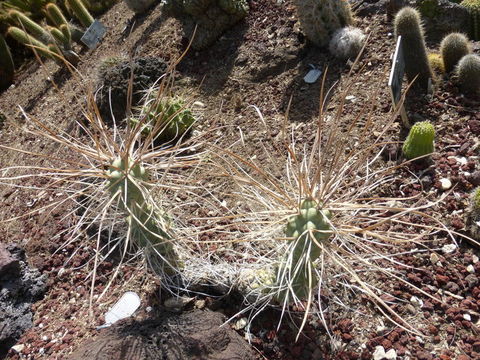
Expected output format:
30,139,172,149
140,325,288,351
402,121,435,160
440,32,471,73
295,0,354,48
394,7,433,92
456,53,480,96
460,0,480,40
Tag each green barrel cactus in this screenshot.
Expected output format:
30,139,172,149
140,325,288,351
456,54,480,96
0,34,14,91
394,7,433,92
295,0,354,48
66,0,94,28
165,0,248,50
275,198,332,302
108,157,179,274
130,96,195,145
440,32,471,73
402,121,435,160
460,0,480,40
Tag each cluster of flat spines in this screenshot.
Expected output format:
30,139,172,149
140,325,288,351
460,0,480,41
440,33,471,73
295,0,354,48
124,0,157,14
275,198,332,301
329,26,365,60
394,7,433,92
0,34,14,91
467,187,480,239
456,54,480,96
402,121,435,160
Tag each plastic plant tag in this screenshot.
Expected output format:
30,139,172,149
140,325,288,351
100,291,141,328
303,65,322,84
81,20,106,49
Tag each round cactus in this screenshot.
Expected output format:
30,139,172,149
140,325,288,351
295,0,354,48
428,52,445,75
440,32,471,73
275,198,332,301
460,0,480,40
456,54,480,96
402,121,435,160
329,26,366,60
394,7,433,92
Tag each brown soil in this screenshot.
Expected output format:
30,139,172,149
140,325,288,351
0,0,480,359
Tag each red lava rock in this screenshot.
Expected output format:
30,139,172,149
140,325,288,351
468,120,480,134
416,350,433,360
428,325,439,335
457,355,470,360
473,342,480,352
436,274,450,285
342,333,353,342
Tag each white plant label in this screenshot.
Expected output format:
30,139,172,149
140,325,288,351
103,291,141,326
81,20,106,49
388,36,409,127
304,67,322,84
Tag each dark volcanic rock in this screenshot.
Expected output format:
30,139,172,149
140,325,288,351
68,310,257,360
0,244,46,359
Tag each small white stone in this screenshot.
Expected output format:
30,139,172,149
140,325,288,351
440,178,452,190
11,344,25,353
415,335,424,344
467,264,475,273
42,335,48,341
410,296,423,308
442,244,457,254
345,95,356,103
374,346,397,360
463,313,472,321
385,349,397,360
473,255,479,264
430,252,440,265
145,306,152,313
57,267,66,277
233,317,248,330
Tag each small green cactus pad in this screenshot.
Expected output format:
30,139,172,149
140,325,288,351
456,54,480,96
440,32,471,73
402,121,435,160
107,157,149,206
460,0,480,40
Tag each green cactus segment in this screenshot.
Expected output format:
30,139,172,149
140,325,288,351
460,0,480,40
394,7,433,92
456,54,480,95
440,33,471,73
7,26,60,59
472,187,480,210
66,0,94,28
275,199,332,301
130,97,195,145
295,0,354,48
9,9,52,44
107,158,179,274
45,3,69,28
402,121,435,160
0,34,14,91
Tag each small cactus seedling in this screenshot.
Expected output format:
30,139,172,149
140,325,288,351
329,26,366,60
0,34,14,91
394,7,433,92
295,0,354,48
66,0,94,28
460,0,480,40
131,96,195,145
428,52,445,75
440,32,471,73
456,54,480,96
402,121,435,160
274,198,332,302
124,0,157,14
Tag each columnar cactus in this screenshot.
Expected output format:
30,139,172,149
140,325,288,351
165,0,249,50
295,0,354,48
7,26,60,59
394,7,433,92
108,157,179,274
8,9,53,44
275,198,332,302
460,0,480,40
428,53,445,75
440,32,471,73
402,121,435,160
456,54,480,96
124,0,157,14
66,0,94,28
0,34,14,91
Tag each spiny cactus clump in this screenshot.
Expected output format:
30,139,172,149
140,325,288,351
274,198,332,302
295,0,354,48
456,54,480,96
66,0,94,28
460,0,480,40
440,32,471,73
96,56,168,124
329,26,365,60
428,52,445,75
8,9,53,44
402,121,435,160
394,7,433,92
467,187,480,239
124,0,157,14
7,26,61,60
165,0,249,50
0,34,14,91
107,157,179,274
130,96,195,145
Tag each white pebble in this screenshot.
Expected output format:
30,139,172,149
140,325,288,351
467,264,475,273
440,178,452,190
463,313,472,321
442,244,457,254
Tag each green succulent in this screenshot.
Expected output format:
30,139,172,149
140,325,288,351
402,121,435,160
460,0,480,40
